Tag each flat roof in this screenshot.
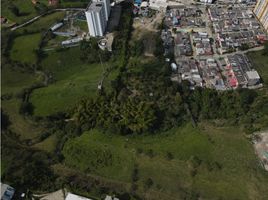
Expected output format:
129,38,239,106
65,193,92,200
86,2,103,12
246,70,260,80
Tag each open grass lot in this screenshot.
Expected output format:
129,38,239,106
62,123,268,200
247,50,268,87
10,33,42,64
30,47,104,116
19,11,65,33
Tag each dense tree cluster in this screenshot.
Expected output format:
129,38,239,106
73,60,186,134
1,135,56,192
80,38,111,64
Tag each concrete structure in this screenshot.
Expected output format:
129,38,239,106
200,0,213,3
254,0,268,32
246,70,261,86
149,0,167,11
65,193,92,200
85,2,107,36
1,183,15,200
62,37,83,46
50,22,64,31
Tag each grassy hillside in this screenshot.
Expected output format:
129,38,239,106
62,123,268,200
10,33,42,64
30,47,105,116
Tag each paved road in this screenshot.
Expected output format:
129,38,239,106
11,8,85,31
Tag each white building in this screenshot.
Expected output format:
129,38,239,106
149,0,167,11
199,0,213,3
93,0,111,21
85,2,107,37
65,193,92,200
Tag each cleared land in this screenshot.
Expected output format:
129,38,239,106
62,123,268,200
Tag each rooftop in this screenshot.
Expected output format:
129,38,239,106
86,2,104,12
65,193,92,200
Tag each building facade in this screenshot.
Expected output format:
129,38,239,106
85,2,107,37
254,0,268,32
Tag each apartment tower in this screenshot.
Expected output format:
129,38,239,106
94,0,111,21
85,0,111,37
254,0,268,32
85,2,106,37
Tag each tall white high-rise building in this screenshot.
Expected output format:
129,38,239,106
85,2,107,37
254,0,268,32
93,0,110,21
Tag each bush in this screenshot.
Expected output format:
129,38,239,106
131,166,139,182
165,152,174,160
19,102,34,115
1,110,10,130
144,178,153,189
146,149,154,158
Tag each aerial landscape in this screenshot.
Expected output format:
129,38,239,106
1,0,268,200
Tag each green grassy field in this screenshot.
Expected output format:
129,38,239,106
10,33,42,64
1,0,47,24
1,0,77,25
18,11,65,33
30,47,104,116
62,123,268,200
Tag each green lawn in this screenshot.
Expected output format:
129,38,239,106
1,0,46,24
62,123,268,200
30,47,104,116
18,11,65,33
247,50,268,87
10,33,41,64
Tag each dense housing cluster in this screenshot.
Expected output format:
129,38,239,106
165,7,205,28
208,5,267,54
160,2,266,90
